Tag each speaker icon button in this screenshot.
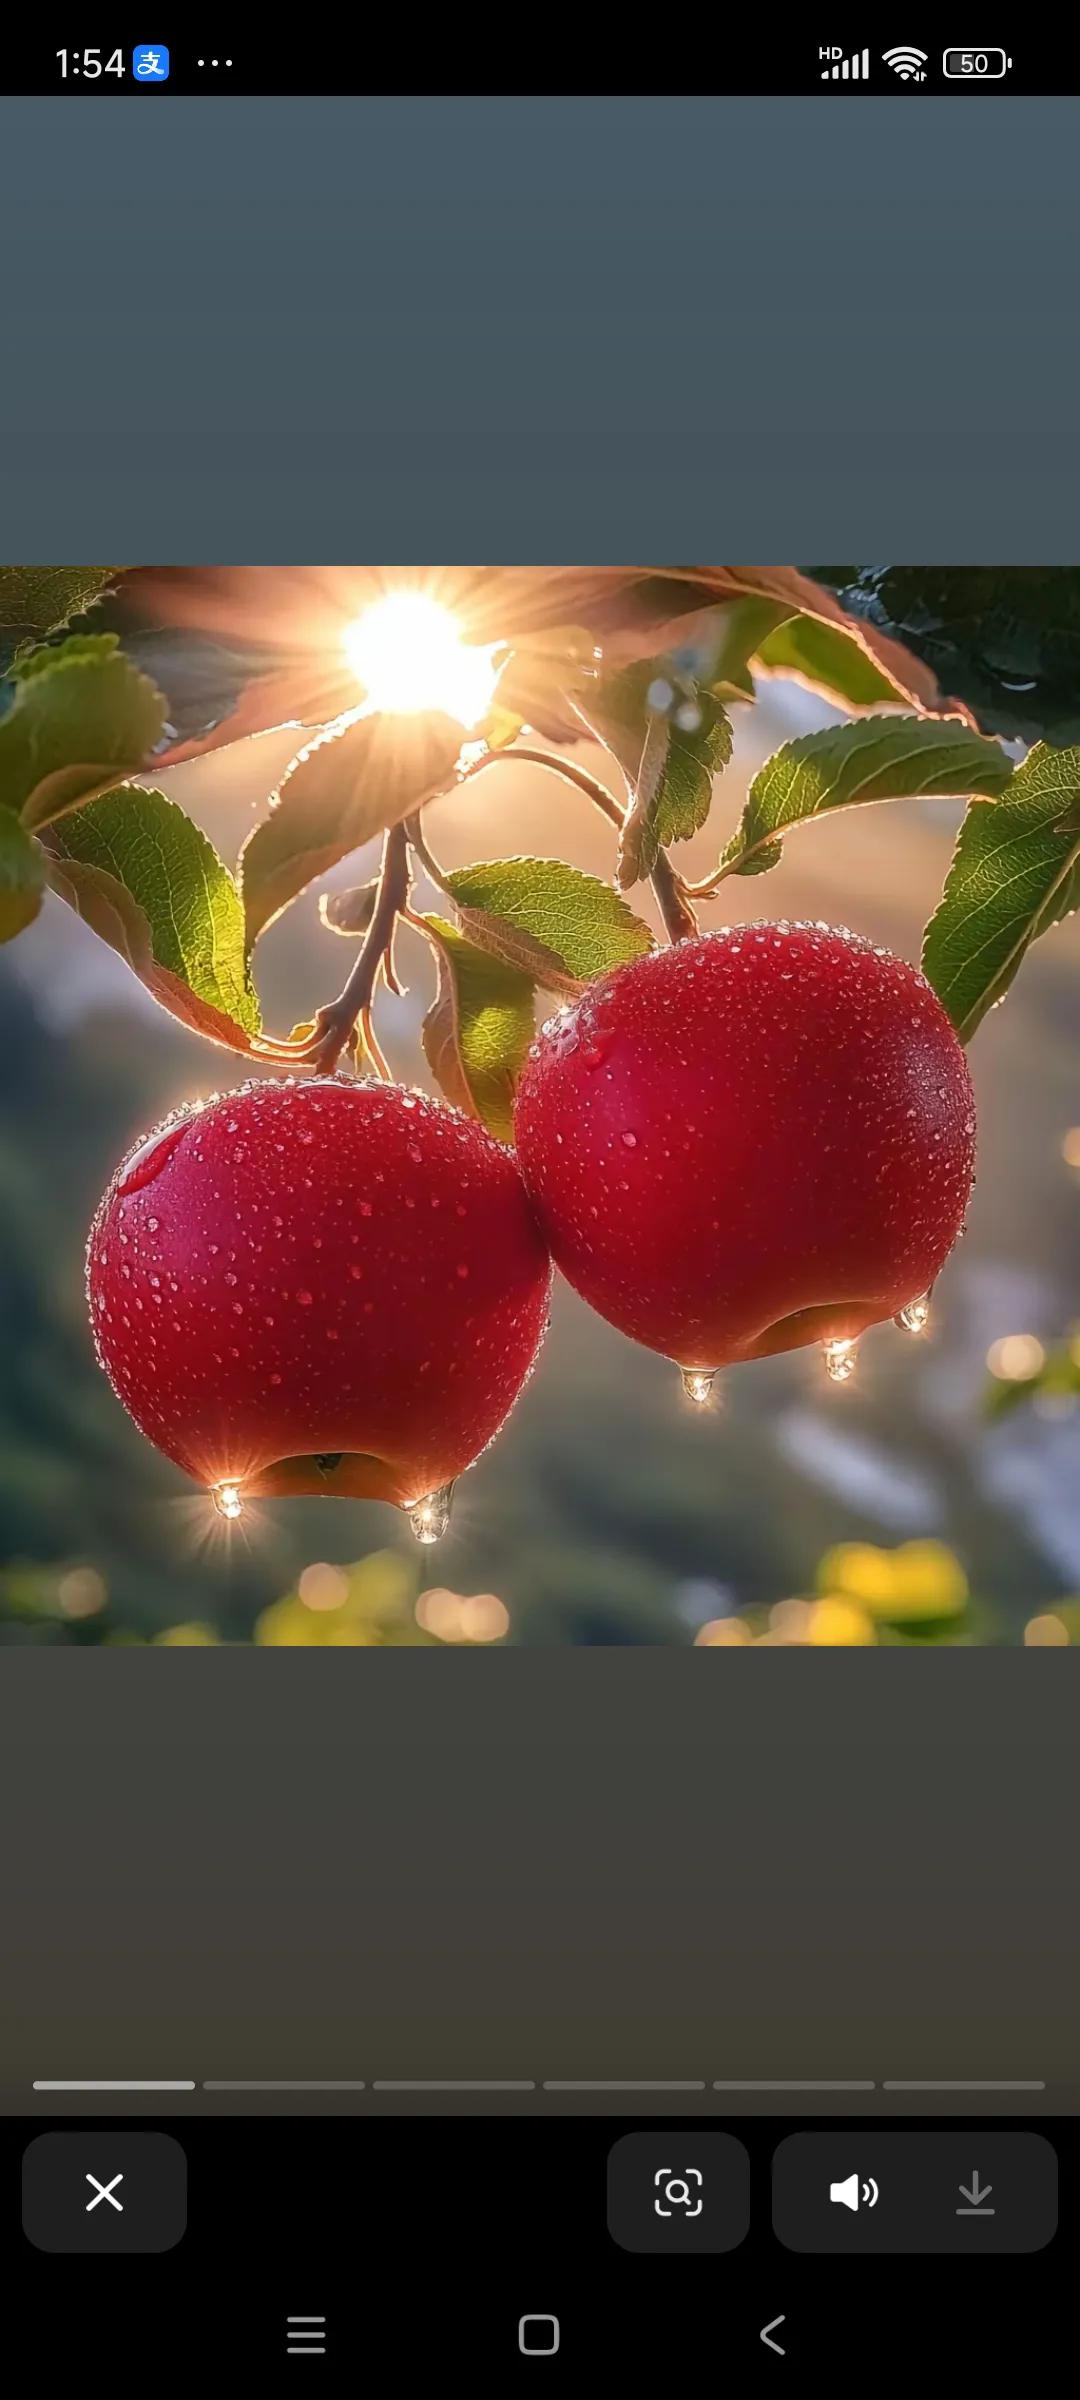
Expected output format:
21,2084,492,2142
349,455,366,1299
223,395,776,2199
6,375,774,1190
829,2172,878,2212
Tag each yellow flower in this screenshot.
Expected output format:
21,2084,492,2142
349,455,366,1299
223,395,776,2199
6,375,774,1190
817,1539,968,1623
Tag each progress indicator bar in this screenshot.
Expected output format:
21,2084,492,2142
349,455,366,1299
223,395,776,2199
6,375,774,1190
33,2080,197,2093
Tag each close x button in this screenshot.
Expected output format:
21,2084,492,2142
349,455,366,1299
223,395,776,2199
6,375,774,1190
22,2132,187,2254
772,2132,1057,2254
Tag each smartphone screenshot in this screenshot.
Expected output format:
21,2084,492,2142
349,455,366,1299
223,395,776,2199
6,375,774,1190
1,43,1077,2382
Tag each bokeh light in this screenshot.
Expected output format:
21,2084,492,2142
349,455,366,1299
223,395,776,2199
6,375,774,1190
769,1598,814,1641
298,1562,350,1612
415,1588,510,1643
57,1566,107,1620
987,1334,1046,1381
806,1598,875,1645
1024,1613,1070,1646
695,1616,753,1646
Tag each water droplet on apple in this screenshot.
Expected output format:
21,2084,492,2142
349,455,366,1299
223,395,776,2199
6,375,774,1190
679,1366,719,1407
407,1482,456,1544
212,1481,244,1521
894,1290,932,1335
822,1336,858,1383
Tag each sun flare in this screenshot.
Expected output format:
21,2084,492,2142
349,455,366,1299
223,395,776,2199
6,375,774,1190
344,592,500,727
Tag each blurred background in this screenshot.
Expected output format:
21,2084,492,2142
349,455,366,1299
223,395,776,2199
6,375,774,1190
3,669,1080,1647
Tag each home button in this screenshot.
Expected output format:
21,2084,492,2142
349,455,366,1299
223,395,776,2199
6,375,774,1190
518,2313,560,2355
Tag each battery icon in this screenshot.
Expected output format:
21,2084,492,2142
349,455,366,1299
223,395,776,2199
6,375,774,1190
943,48,1012,77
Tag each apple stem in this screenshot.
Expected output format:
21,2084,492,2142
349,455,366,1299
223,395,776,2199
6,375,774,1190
405,810,460,906
453,744,698,946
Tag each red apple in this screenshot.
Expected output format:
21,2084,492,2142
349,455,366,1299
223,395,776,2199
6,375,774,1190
513,921,975,1375
87,1077,551,1526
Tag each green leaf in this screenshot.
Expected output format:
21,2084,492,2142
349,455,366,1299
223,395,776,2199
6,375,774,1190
721,714,1012,876
0,813,45,942
576,662,733,887
444,856,654,994
0,566,122,674
922,742,1080,1040
49,784,261,1046
0,633,166,829
754,613,916,710
419,915,535,1140
240,708,463,948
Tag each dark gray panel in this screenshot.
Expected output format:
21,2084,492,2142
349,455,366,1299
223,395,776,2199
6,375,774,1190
2,1653,1076,2112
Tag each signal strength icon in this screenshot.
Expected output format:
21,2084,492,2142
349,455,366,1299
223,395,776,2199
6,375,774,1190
883,45,928,80
820,47,870,80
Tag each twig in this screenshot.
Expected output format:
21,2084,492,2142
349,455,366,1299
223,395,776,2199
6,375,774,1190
456,744,698,944
359,1004,392,1080
682,849,753,900
253,821,410,1075
460,743,624,828
405,810,460,907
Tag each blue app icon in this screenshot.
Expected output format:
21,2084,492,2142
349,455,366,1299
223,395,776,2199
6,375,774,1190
132,45,170,81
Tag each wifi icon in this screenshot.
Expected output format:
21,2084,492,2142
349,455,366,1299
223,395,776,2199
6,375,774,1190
883,45,928,80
